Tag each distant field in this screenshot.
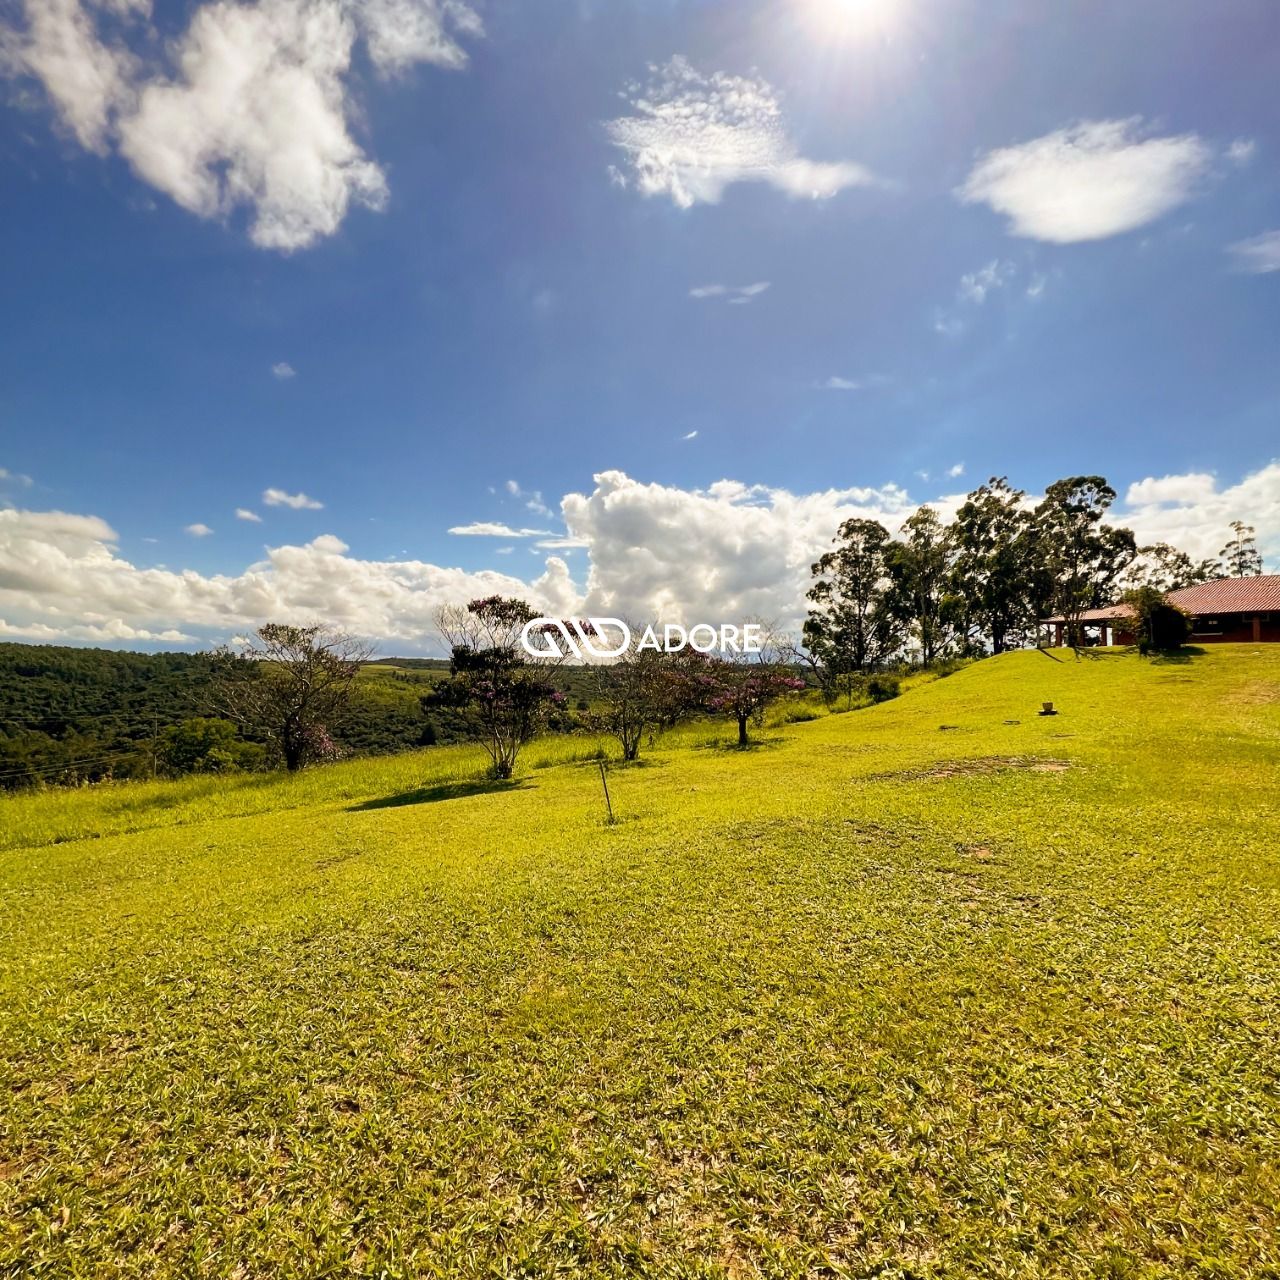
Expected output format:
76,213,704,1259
2,647,1279,1277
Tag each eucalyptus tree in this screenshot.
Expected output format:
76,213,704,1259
804,518,903,695
1035,476,1136,647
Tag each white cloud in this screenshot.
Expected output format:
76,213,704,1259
1124,473,1217,507
504,480,553,518
682,430,699,440
560,470,919,631
935,259,1020,335
947,463,965,479
957,258,1015,304
1227,138,1256,167
263,487,323,510
235,508,262,522
4,0,142,153
185,522,213,537
3,0,481,251
0,467,35,488
605,56,877,209
0,509,579,652
448,522,554,538
957,119,1212,243
1122,465,1280,566
8,465,1279,649
690,281,770,304
117,0,391,252
534,536,590,550
271,361,296,379
1228,229,1280,275
353,0,481,75
1025,271,1048,299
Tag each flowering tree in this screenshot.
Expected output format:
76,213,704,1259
429,597,566,778
211,623,370,772
687,653,806,747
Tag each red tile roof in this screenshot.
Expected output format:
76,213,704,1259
1165,575,1280,613
1041,575,1280,624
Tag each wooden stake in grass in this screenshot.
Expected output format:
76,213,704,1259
598,759,614,823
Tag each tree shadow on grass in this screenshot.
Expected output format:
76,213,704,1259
347,778,532,812
1149,645,1207,666
699,736,787,754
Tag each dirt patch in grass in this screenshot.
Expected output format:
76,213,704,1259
1227,681,1280,706
867,756,1072,782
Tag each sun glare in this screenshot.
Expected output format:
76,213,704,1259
804,0,907,43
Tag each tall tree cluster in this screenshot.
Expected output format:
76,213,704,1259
802,475,1259,677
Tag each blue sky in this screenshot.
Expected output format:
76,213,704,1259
1,0,1278,649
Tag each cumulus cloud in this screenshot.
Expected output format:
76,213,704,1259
8,464,1280,649
235,508,262,522
605,56,877,209
0,508,579,652
689,282,770,304
957,119,1212,243
271,361,296,379
947,463,965,479
1228,229,1280,275
560,470,921,630
185,522,213,537
1121,465,1280,565
263,487,323,510
3,0,481,250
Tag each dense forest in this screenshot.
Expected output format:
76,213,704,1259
0,644,598,790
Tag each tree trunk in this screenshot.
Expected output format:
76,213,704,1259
737,714,749,747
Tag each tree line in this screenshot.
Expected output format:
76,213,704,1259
797,475,1264,701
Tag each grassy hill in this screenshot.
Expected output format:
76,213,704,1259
2,646,1279,1276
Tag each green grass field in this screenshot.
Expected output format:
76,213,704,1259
3,646,1279,1278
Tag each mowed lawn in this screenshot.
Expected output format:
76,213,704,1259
2,648,1279,1278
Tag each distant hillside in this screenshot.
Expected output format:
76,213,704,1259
0,643,605,789
0,643,444,788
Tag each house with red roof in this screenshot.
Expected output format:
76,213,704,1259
1043,576,1280,647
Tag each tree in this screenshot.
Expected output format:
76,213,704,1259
211,624,371,771
688,654,806,747
1219,521,1263,577
1036,476,1136,648
805,518,903,697
883,506,958,666
159,717,265,775
1120,586,1193,655
1121,542,1217,593
427,596,565,778
585,637,683,761
949,478,1047,654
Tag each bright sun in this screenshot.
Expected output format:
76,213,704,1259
805,0,907,43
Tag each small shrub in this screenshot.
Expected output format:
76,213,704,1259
782,705,820,724
866,674,901,703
